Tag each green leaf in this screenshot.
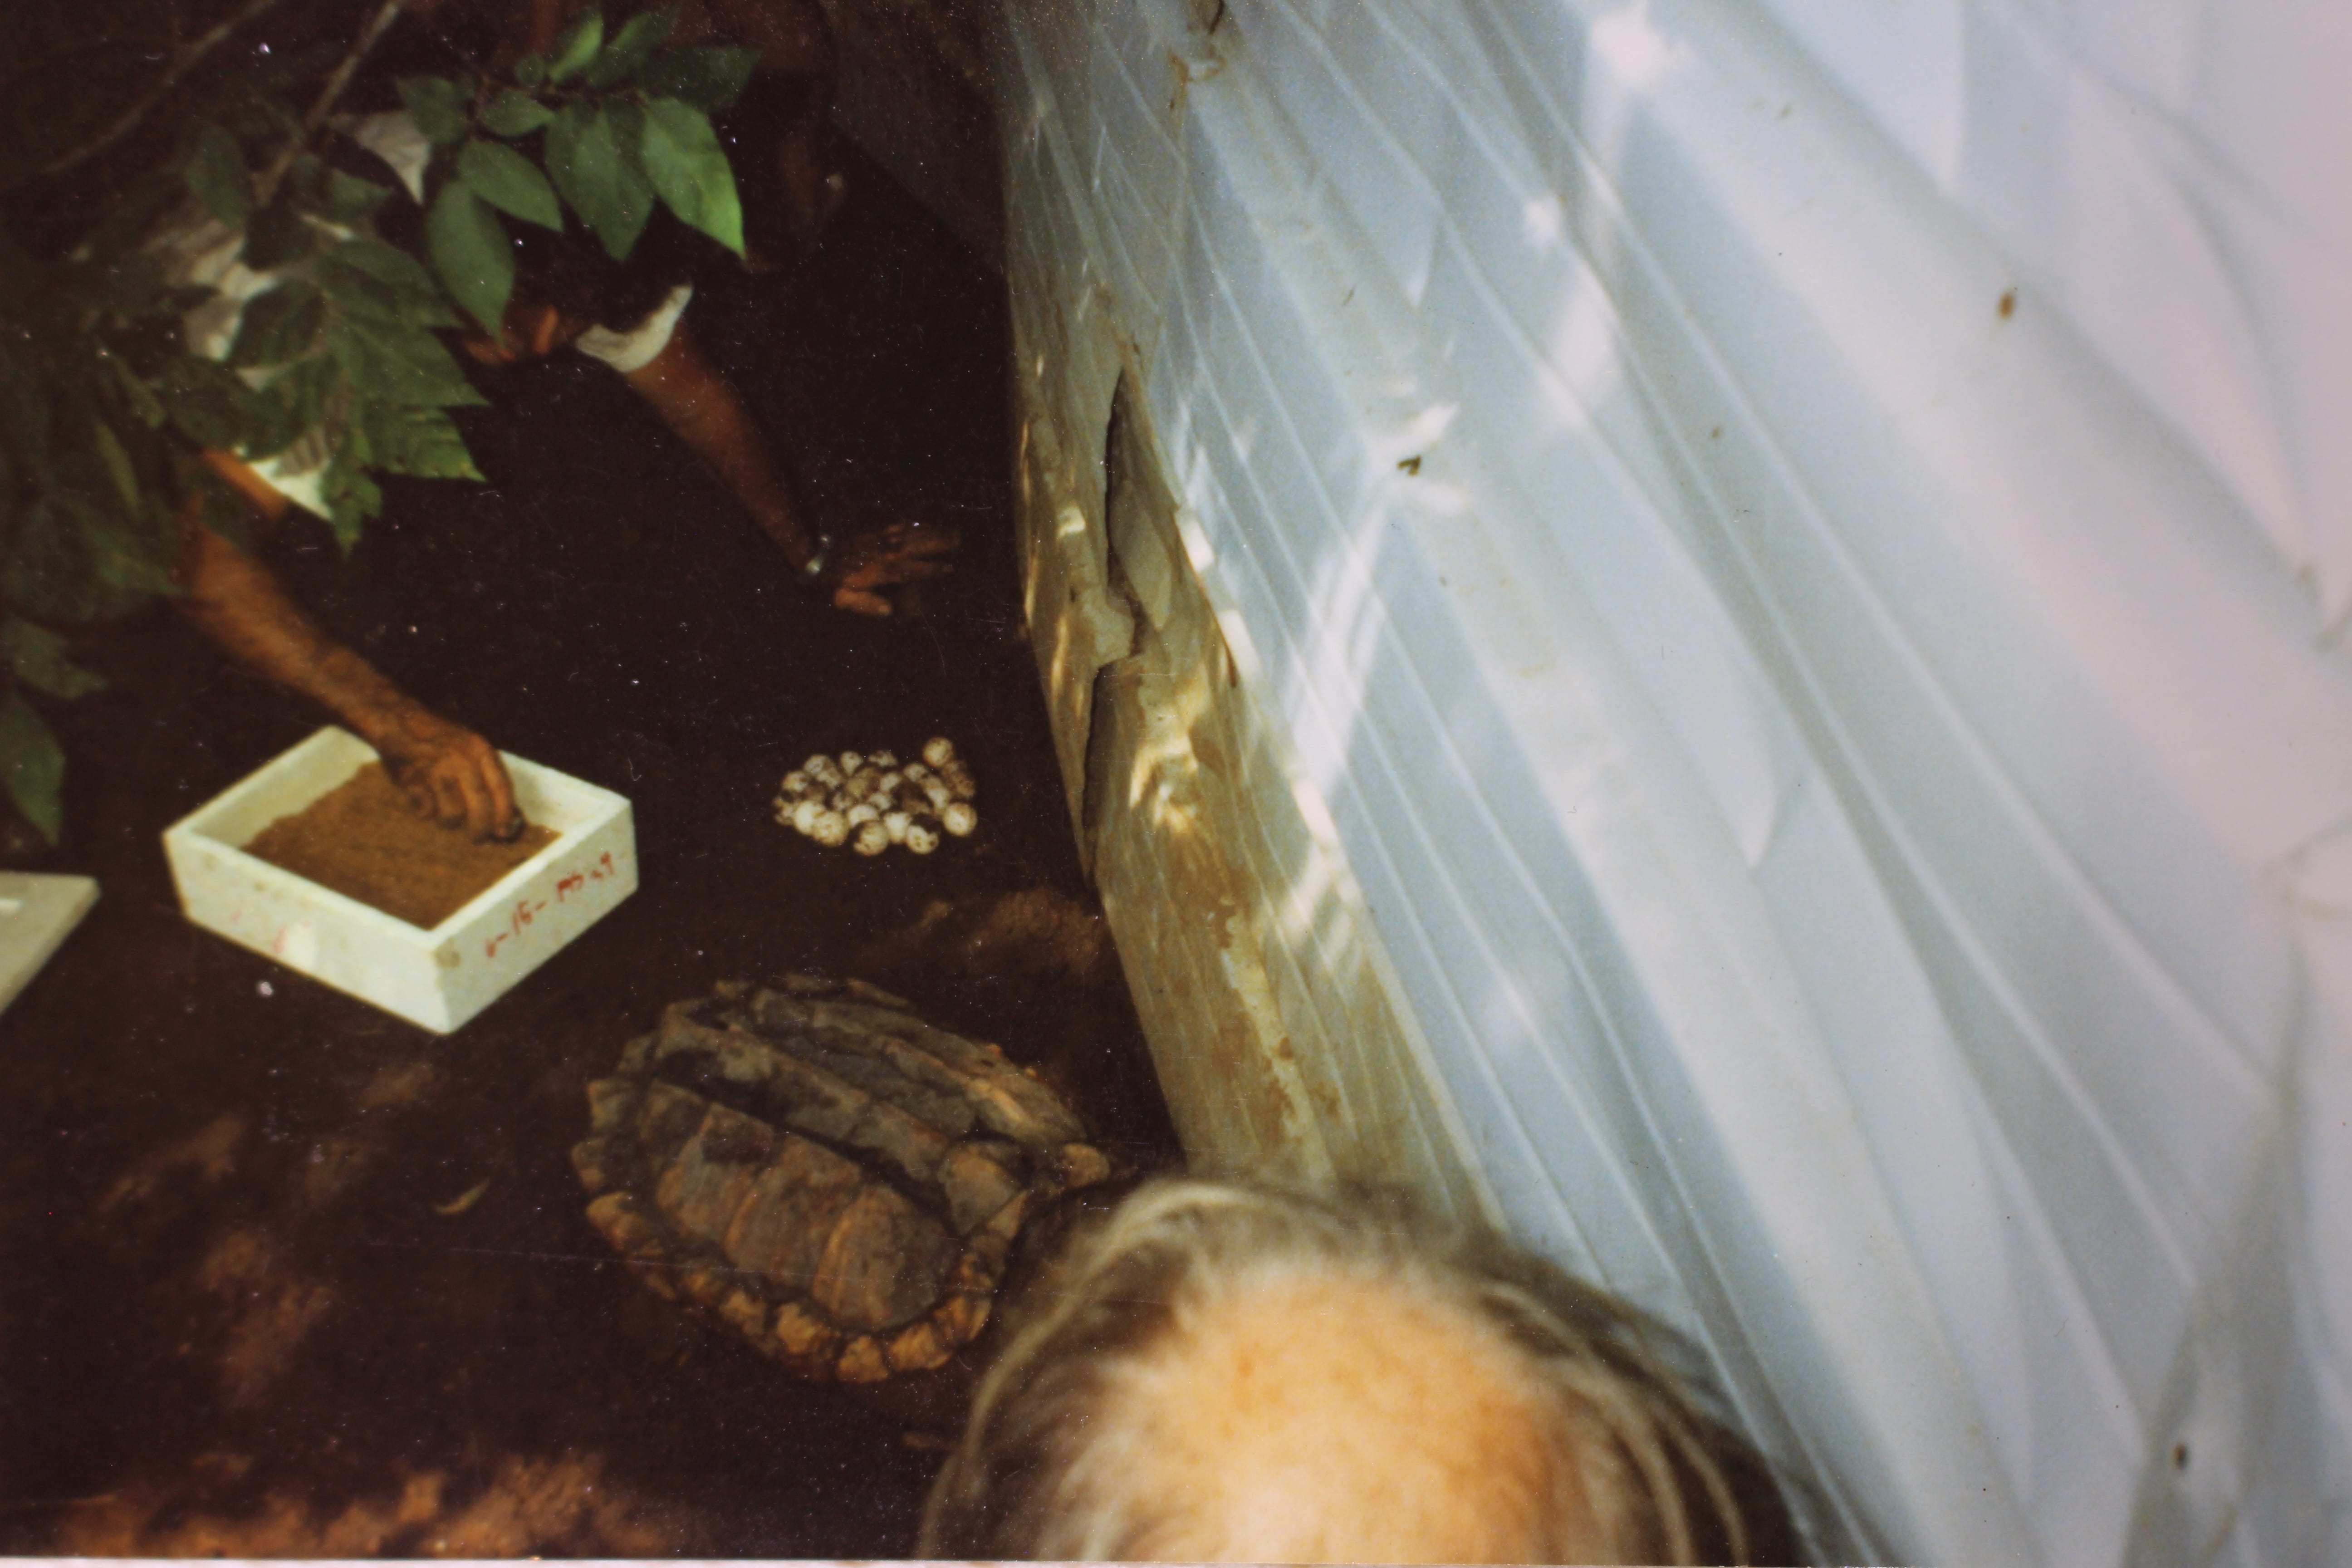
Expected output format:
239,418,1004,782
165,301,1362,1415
480,89,556,139
227,280,326,368
514,51,550,91
329,318,487,409
321,450,382,551
639,98,743,255
4,500,149,625
47,451,175,601
108,314,179,379
585,4,679,88
0,340,51,474
427,182,516,335
239,354,334,461
93,532,177,598
397,75,474,146
322,170,395,227
322,273,431,337
108,356,169,430
160,355,254,449
2,617,105,699
240,202,315,270
313,238,461,328
182,460,257,552
548,10,606,83
227,94,304,151
288,156,393,228
361,402,481,481
90,421,142,517
639,44,760,111
456,139,563,230
0,689,65,845
184,124,252,228
309,258,398,324
545,101,655,261
44,446,118,531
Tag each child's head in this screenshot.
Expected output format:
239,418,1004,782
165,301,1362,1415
920,1179,1799,1564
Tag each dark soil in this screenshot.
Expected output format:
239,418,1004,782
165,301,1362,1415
244,763,559,931
0,144,1181,1556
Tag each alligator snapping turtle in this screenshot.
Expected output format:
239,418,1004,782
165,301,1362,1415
573,976,1116,1383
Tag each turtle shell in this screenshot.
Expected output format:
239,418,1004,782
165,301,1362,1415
574,976,1115,1382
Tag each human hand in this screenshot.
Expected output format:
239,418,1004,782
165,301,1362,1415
822,521,958,617
368,704,521,842
461,302,578,367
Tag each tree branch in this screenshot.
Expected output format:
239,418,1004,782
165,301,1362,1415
253,0,407,206
38,0,292,178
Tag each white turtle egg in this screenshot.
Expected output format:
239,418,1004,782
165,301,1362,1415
807,755,843,787
846,803,881,828
941,802,978,837
905,822,940,854
922,736,955,768
839,751,863,774
782,770,809,796
810,809,848,847
869,750,898,769
941,764,975,801
883,810,911,844
903,762,933,784
791,799,822,835
853,821,889,856
877,770,903,795
922,778,954,811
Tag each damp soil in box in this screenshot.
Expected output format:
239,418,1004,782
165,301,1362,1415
242,762,558,930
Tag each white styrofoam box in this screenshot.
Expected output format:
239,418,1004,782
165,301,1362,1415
0,872,100,1014
163,727,636,1034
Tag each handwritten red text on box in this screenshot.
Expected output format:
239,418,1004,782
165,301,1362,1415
484,852,618,958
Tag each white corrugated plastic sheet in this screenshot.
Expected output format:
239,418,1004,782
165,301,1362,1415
992,0,2352,1561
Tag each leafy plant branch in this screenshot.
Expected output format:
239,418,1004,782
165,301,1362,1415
255,0,411,206
0,4,755,847
405,5,758,334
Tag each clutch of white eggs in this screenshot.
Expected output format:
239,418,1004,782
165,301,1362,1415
773,737,979,856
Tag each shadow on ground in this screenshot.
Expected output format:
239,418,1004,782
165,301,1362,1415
0,144,1180,1557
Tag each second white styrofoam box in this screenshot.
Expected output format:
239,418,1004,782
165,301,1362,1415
163,727,637,1033
0,872,100,1015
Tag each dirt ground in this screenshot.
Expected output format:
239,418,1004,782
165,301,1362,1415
0,146,1181,1556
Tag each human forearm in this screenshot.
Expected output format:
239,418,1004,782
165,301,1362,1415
175,490,518,838
621,327,818,565
176,505,414,743
614,328,957,615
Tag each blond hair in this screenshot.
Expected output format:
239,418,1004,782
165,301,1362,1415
919,1179,1797,1563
